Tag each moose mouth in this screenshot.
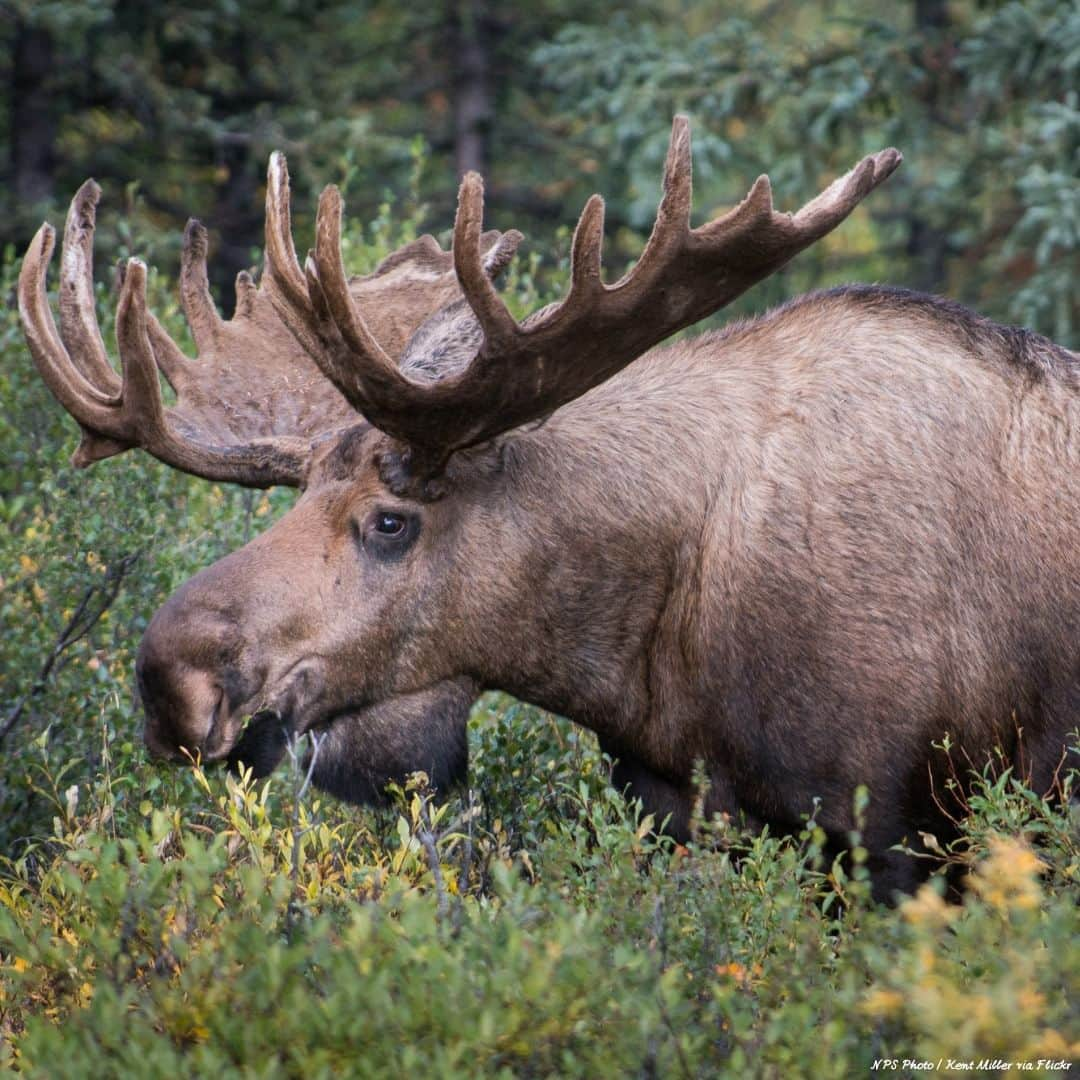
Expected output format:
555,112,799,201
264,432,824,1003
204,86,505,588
145,671,474,804
140,649,356,767
224,698,371,770
223,695,398,786
206,663,350,763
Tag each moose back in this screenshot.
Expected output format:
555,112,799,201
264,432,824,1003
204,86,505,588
20,118,1078,899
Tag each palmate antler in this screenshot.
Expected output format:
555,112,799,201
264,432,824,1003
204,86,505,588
23,118,899,493
20,178,324,486
19,156,520,488
289,116,901,481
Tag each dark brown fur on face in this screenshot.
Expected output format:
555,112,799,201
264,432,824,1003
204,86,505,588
25,123,1079,902
226,679,474,803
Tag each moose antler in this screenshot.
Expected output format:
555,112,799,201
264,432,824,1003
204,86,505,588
297,116,901,477
19,176,345,486
20,155,521,488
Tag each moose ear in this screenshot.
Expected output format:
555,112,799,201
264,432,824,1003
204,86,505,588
481,229,524,278
345,229,522,359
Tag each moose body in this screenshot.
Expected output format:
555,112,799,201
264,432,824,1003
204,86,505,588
20,120,1078,898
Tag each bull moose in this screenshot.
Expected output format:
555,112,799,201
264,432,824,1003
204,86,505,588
19,118,1078,899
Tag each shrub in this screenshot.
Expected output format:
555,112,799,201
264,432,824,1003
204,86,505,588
0,734,1076,1077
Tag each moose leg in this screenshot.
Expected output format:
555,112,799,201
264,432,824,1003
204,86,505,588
228,677,476,805
607,750,694,839
600,738,765,841
1029,682,1080,800
862,844,925,903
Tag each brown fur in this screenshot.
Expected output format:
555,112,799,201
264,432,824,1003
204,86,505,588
137,285,1080,900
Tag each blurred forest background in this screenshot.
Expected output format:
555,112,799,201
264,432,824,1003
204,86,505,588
2,0,1077,342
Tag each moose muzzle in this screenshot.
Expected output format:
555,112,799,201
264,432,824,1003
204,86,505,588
136,583,252,763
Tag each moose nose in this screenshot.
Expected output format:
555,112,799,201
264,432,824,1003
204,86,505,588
136,597,242,762
137,642,224,761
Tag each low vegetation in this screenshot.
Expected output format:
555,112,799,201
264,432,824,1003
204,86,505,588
0,707,1076,1076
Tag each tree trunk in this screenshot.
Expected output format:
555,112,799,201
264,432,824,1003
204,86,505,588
914,0,948,32
210,139,260,317
452,0,492,178
207,34,261,316
10,20,57,210
906,0,951,292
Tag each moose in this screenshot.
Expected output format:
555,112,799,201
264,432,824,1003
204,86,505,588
19,118,1078,899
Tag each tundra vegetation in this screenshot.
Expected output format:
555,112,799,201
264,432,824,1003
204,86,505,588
1,0,1078,1074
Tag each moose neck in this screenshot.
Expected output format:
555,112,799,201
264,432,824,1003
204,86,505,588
451,330,761,775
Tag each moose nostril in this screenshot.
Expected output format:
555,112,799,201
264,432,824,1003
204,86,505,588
142,724,191,763
200,686,239,760
137,642,228,760
135,569,250,762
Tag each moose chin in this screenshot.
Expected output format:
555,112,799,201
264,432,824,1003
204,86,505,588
20,117,1078,901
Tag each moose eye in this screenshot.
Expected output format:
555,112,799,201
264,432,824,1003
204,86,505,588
357,509,419,561
373,511,406,537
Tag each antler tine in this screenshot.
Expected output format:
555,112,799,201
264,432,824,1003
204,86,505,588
234,269,258,318
303,252,333,326
114,259,171,437
259,152,347,368
19,223,120,433
565,195,606,305
619,115,694,289
263,152,309,311
146,310,195,394
313,185,398,385
180,219,226,350
452,173,520,348
792,147,902,236
304,193,457,446
58,180,121,396
58,177,192,401
693,172,775,245
20,202,173,450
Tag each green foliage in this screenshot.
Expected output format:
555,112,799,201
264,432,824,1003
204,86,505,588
3,1,1075,341
535,0,1080,344
0,0,615,304
0,727,1076,1075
